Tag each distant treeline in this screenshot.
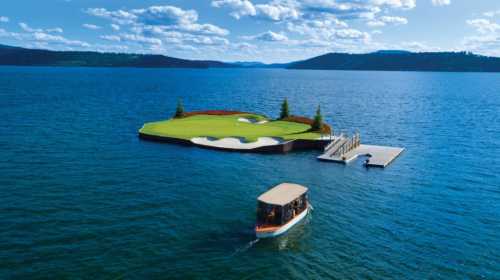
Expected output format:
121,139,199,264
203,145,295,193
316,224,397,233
1,44,500,72
0,44,232,68
288,51,500,72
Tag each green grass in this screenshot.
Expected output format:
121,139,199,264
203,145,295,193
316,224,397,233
139,114,322,142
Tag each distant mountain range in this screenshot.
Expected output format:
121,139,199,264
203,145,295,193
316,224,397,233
288,50,500,72
0,44,233,68
1,43,500,72
230,61,289,68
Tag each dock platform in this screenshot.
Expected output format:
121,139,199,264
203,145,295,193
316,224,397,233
317,144,404,168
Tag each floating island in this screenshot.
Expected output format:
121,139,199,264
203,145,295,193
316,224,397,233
139,111,332,153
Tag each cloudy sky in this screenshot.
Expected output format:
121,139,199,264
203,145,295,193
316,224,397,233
0,0,499,62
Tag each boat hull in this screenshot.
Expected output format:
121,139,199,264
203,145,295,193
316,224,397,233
255,206,309,238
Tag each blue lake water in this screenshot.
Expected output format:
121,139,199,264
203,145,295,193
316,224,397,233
0,67,499,279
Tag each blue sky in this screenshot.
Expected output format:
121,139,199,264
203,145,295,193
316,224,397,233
0,0,499,62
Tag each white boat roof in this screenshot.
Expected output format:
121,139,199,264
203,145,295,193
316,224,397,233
258,183,308,206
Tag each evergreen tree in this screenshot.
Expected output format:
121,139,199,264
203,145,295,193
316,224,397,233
174,99,184,118
279,98,290,119
312,105,323,131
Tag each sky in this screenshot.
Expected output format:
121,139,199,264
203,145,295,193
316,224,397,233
0,0,499,63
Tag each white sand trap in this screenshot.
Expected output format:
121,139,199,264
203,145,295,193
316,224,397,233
191,136,283,150
237,117,268,124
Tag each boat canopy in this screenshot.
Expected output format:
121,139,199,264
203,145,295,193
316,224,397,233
258,183,308,206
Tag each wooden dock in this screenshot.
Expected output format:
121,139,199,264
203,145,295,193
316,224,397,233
318,144,404,167
317,134,404,168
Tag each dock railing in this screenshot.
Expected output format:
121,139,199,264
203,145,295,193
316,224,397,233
324,133,344,152
332,133,361,157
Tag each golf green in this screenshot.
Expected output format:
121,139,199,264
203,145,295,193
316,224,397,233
139,113,322,142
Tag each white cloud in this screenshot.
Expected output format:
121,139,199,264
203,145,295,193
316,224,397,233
287,17,348,37
367,20,385,27
83,23,101,30
255,3,300,21
212,0,299,21
0,28,8,36
243,30,289,42
213,0,417,22
19,22,38,32
300,0,381,20
371,0,416,10
484,10,500,18
19,22,63,33
431,0,451,7
93,44,129,53
467,19,500,34
334,28,370,40
0,16,9,23
120,33,163,45
210,0,417,59
399,41,438,51
131,6,198,26
2,23,90,49
84,4,232,54
211,0,257,19
32,32,89,47
234,42,258,51
368,16,407,27
179,23,229,36
463,17,500,57
86,8,137,25
381,16,408,24
184,35,229,46
0,28,23,40
462,34,500,57
46,27,64,33
87,5,229,36
100,35,121,41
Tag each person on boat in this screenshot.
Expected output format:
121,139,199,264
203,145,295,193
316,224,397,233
267,208,275,224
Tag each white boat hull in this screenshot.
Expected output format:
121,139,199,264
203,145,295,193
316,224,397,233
256,206,309,238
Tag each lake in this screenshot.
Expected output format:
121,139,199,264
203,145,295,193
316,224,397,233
0,67,499,279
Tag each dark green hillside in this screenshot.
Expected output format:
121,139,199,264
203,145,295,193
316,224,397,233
0,44,232,68
289,51,500,72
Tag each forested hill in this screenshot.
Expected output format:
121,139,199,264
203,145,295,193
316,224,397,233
288,51,500,72
2,44,500,72
0,44,233,68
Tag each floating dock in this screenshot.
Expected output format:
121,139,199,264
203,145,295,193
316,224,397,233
317,134,404,168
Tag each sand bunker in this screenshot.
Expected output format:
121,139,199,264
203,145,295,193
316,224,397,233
237,117,268,124
191,136,284,150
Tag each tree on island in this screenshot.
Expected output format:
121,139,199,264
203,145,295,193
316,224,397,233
311,105,323,132
174,99,184,118
279,98,290,119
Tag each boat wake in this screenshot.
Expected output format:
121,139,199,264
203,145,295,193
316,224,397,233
231,238,260,256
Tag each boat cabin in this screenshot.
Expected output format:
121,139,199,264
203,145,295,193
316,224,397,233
255,183,309,237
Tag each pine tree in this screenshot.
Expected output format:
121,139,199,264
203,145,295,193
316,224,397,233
174,99,184,118
312,105,323,131
279,98,290,119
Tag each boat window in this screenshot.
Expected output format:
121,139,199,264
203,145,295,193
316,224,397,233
282,194,308,224
256,202,282,226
